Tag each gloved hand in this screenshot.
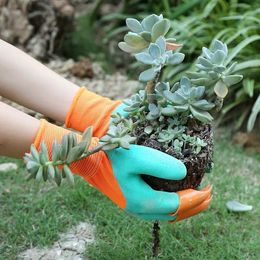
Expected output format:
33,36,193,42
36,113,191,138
32,120,212,221
65,87,127,138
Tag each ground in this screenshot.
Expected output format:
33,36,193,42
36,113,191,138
0,130,259,260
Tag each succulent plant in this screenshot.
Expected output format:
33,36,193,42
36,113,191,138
25,123,137,185
160,77,215,123
158,126,185,143
188,39,243,98
135,37,184,81
118,14,180,54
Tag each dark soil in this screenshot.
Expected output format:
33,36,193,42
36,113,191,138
134,119,213,192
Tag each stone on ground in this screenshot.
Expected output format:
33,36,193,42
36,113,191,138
18,222,95,260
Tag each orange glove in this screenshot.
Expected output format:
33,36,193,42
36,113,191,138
65,87,121,137
31,119,212,221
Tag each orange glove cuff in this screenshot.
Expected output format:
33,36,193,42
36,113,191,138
65,87,121,137
33,119,126,209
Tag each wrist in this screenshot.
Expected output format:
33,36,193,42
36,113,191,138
65,87,121,137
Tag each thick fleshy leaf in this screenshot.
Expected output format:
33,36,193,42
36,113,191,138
163,90,185,105
118,42,140,53
167,53,185,65
191,78,210,86
155,36,166,53
35,167,43,182
151,19,170,42
63,165,74,186
214,80,228,98
196,64,212,71
47,165,55,179
198,57,213,68
213,40,228,55
124,33,148,48
161,106,177,116
148,103,160,116
174,104,189,112
226,201,253,212
126,18,143,33
102,143,119,151
194,86,206,99
140,31,152,42
144,126,153,134
190,106,213,123
139,68,156,82
193,100,215,110
135,52,154,64
222,75,243,86
212,50,226,64
202,47,213,59
148,43,161,59
141,14,160,31
155,82,170,93
213,65,226,73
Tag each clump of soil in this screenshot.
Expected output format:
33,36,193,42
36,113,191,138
134,119,213,192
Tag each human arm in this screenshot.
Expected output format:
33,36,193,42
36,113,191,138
0,39,123,136
0,103,211,221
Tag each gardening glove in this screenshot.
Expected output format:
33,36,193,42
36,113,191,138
65,87,127,138
32,119,212,221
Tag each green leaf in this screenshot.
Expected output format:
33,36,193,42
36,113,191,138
155,36,166,53
54,166,62,186
35,167,43,182
198,57,213,68
63,165,74,186
190,106,213,123
135,52,153,64
167,53,185,65
233,59,260,73
148,43,161,59
243,79,254,97
140,31,152,42
52,140,61,161
119,140,130,149
47,165,55,179
126,18,143,33
144,126,153,134
151,19,170,42
118,42,139,53
214,80,228,98
225,35,260,65
66,146,85,164
30,144,39,162
141,14,160,31
61,134,69,157
124,33,148,48
222,75,243,87
247,95,260,132
193,100,215,110
211,50,226,65
161,106,177,116
148,103,160,116
42,167,48,181
139,68,156,82
102,143,119,151
226,201,253,212
27,161,40,174
82,127,92,151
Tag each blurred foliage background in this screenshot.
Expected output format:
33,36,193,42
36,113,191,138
61,0,260,132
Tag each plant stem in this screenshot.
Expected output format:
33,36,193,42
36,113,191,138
152,220,160,257
145,70,162,104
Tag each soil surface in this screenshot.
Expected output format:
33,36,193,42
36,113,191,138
135,120,213,192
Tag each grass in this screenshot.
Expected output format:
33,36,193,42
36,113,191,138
0,133,259,260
